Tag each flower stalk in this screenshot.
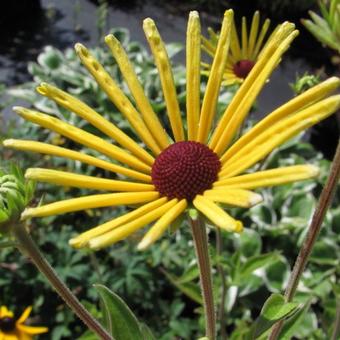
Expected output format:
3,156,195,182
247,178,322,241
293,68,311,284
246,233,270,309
190,214,216,340
269,138,340,339
215,227,228,340
12,222,112,340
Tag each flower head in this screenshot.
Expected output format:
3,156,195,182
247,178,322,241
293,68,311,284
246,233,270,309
4,10,340,250
202,11,272,85
0,305,48,339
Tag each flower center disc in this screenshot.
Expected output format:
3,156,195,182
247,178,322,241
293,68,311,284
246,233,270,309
233,59,255,79
0,317,16,332
151,141,221,201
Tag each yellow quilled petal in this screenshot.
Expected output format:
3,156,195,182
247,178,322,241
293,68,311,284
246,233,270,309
22,191,159,218
215,165,320,188
16,306,32,324
193,195,243,232
186,11,201,141
25,168,154,192
37,82,154,165
209,22,297,154
0,306,14,318
3,139,151,183
75,43,162,155
201,35,216,57
247,11,260,58
88,199,178,250
16,325,48,335
221,77,340,164
70,197,168,248
203,188,263,207
220,95,340,178
230,19,242,60
241,16,248,59
197,9,233,144
105,34,170,150
143,18,184,142
137,199,187,250
252,18,271,59
13,107,151,174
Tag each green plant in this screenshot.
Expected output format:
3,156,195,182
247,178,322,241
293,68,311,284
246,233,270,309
302,0,340,53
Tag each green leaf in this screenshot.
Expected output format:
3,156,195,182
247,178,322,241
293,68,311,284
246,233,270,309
233,252,281,285
278,301,311,339
139,323,156,340
162,270,203,304
264,258,290,292
177,265,200,284
247,294,300,339
165,42,183,59
237,229,262,257
94,284,144,340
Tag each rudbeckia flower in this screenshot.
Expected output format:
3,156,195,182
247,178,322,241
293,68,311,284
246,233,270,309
4,10,340,250
0,306,48,340
202,11,272,85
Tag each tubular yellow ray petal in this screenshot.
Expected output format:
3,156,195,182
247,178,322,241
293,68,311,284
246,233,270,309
143,18,184,142
210,24,298,155
0,306,14,318
241,17,248,59
25,168,154,192
89,198,178,250
186,11,201,141
252,19,272,59
37,82,154,165
197,9,233,143
207,27,219,44
104,35,169,150
13,107,151,173
3,139,151,183
193,195,243,233
137,199,187,250
22,191,159,218
221,77,340,163
203,188,263,207
16,325,49,335
17,306,32,323
216,165,320,188
248,11,260,58
209,22,296,151
230,19,242,60
70,197,168,248
219,95,340,178
74,43,162,155
201,36,216,57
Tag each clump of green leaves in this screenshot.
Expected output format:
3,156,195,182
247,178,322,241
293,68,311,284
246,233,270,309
290,72,320,95
302,0,340,53
0,164,35,234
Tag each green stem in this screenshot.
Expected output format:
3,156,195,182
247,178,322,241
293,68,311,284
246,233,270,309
190,215,216,340
12,222,112,340
331,298,340,340
269,139,340,339
216,227,228,340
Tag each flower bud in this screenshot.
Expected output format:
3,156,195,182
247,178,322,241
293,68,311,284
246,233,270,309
0,164,35,234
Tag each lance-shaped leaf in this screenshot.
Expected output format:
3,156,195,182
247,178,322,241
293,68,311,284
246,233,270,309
94,284,146,340
247,293,300,339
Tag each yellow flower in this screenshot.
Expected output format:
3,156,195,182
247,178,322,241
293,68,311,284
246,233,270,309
4,10,340,250
0,306,48,340
202,11,272,85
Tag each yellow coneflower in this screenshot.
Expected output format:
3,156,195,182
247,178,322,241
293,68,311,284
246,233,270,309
4,10,340,251
202,11,272,85
0,306,48,340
